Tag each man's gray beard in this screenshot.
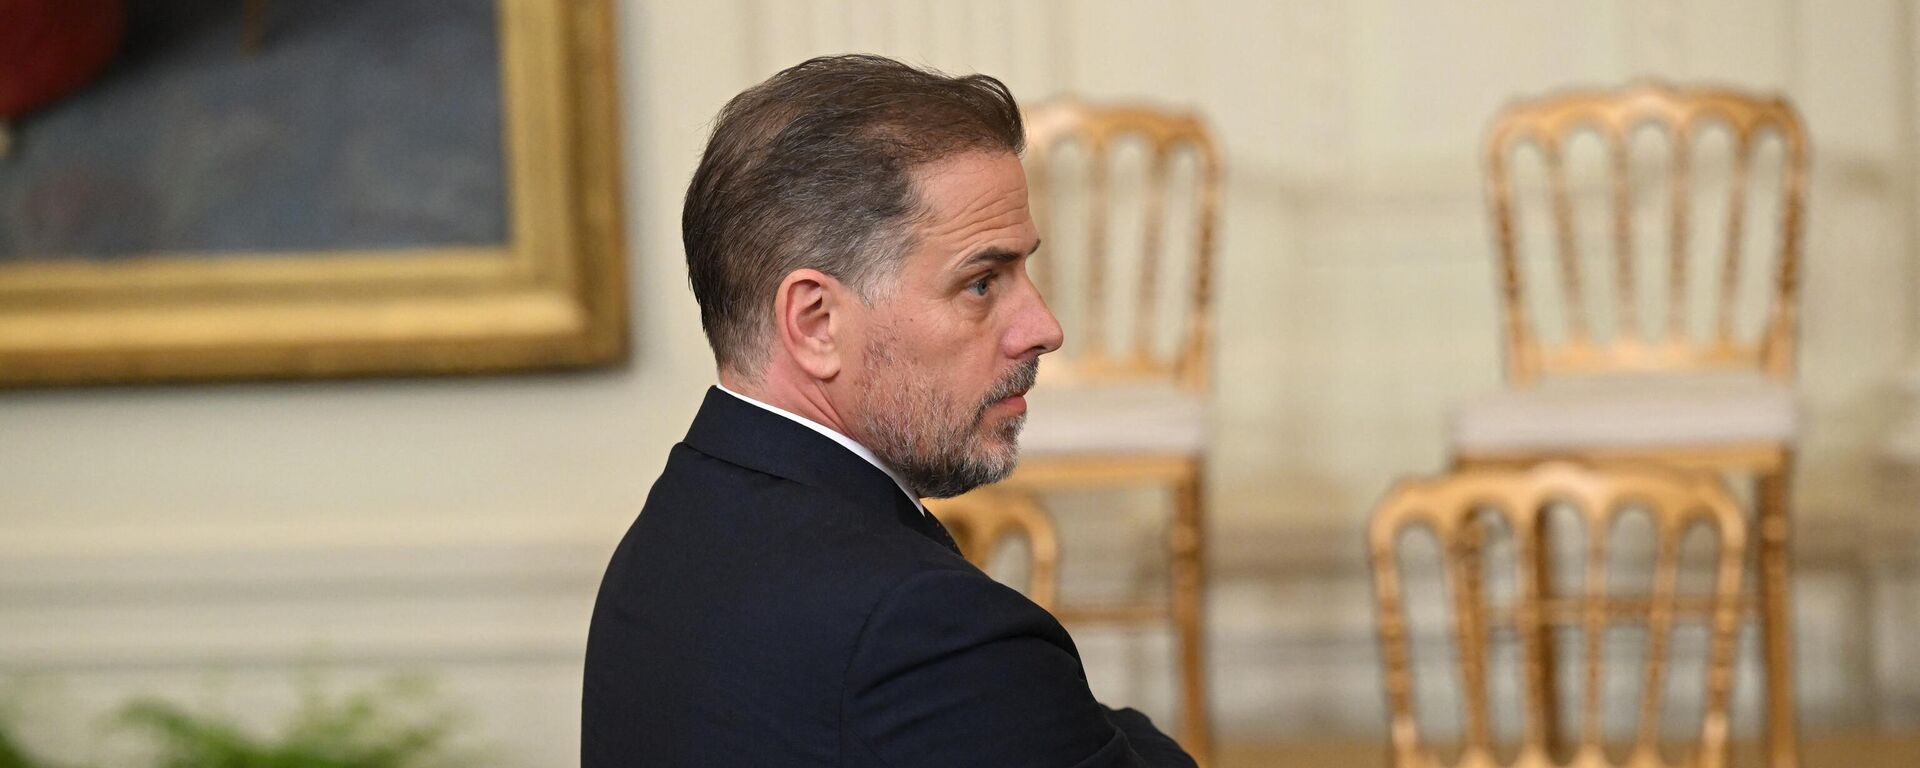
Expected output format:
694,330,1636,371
855,339,1039,500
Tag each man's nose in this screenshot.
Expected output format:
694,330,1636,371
1012,284,1064,358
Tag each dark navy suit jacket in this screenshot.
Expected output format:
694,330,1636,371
582,388,1195,767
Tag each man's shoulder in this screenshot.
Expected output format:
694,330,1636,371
644,441,911,537
616,440,964,594
593,439,980,675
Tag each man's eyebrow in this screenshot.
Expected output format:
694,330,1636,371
955,239,1041,271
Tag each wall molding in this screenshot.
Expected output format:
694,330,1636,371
4,514,1911,737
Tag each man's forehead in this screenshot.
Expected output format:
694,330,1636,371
916,147,1022,177
910,152,1037,256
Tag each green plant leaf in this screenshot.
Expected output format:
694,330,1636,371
0,726,39,768
113,677,468,768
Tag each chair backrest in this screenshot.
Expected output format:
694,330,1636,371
1485,82,1808,385
1367,462,1746,768
926,490,1060,611
1023,100,1222,394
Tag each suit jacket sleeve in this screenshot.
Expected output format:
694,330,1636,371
843,568,1197,768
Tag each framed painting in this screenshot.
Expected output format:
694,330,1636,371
0,0,627,386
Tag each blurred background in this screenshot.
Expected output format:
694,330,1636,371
3,1,1919,766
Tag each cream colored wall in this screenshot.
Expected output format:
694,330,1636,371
3,1,1917,763
0,4,728,765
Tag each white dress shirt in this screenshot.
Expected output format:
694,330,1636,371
716,384,928,516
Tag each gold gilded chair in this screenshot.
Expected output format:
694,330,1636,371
1369,462,1749,768
926,490,1060,612
1453,82,1806,768
991,98,1222,762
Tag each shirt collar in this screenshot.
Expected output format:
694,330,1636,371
715,384,927,516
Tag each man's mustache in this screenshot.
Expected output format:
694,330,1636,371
978,358,1038,415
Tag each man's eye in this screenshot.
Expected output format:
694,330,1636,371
967,275,993,296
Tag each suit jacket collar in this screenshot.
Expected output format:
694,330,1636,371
682,387,953,550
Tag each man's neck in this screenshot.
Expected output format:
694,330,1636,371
714,377,926,514
718,367,854,438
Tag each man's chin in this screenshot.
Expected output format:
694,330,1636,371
971,443,1021,487
994,414,1026,445
975,422,1022,462
915,452,1019,500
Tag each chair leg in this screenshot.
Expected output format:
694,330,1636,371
1172,470,1212,766
1530,511,1563,756
1758,460,1801,768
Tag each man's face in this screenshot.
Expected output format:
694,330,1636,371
849,151,1063,499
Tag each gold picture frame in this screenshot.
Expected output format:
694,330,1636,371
0,0,627,386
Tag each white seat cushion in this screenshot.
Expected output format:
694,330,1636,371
1019,385,1209,457
1452,373,1799,454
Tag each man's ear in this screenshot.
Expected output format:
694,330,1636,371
774,269,849,381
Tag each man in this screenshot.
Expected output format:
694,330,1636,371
583,55,1196,768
